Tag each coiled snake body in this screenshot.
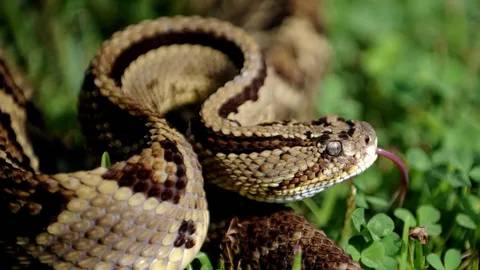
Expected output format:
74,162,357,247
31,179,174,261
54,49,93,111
0,17,383,269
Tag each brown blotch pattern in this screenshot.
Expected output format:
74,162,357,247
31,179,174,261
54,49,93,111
206,211,360,269
338,130,349,140
204,135,306,154
0,112,32,169
102,139,188,204
318,133,330,143
347,126,356,137
110,31,245,84
174,220,197,249
193,120,309,154
311,116,330,127
218,61,266,118
0,58,28,107
0,159,67,238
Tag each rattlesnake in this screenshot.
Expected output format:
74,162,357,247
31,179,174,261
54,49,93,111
0,16,407,269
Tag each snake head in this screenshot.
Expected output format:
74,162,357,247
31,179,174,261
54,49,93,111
308,116,409,205
307,117,379,191
330,120,378,173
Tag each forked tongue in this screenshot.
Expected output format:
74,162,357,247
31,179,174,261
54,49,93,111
376,148,409,206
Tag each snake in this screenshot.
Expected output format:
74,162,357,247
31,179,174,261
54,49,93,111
0,16,408,269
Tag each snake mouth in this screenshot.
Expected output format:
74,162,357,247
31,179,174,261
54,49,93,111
274,140,380,203
359,137,379,172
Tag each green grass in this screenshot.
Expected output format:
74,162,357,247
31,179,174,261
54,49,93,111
295,0,480,268
1,0,479,269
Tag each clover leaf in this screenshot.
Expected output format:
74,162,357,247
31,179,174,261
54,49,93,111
367,213,395,240
351,208,366,232
361,241,385,269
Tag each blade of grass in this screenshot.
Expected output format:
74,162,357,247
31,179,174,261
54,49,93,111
340,182,357,247
101,152,111,168
292,246,302,270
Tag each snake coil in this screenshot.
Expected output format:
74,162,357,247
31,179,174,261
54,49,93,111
0,17,395,269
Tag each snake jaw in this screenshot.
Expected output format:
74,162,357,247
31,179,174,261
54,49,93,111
339,121,378,180
360,137,379,171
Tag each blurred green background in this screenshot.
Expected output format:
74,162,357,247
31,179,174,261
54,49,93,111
1,0,479,269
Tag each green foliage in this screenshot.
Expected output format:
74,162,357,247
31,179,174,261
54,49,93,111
186,252,214,270
346,211,402,269
417,205,442,236
361,242,385,268
100,151,111,168
427,249,462,270
351,208,365,232
291,246,302,270
300,0,480,268
367,213,395,240
455,213,476,230
0,0,183,145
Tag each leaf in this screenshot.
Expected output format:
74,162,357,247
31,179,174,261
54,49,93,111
469,166,480,182
361,241,385,268
394,208,417,227
417,205,441,225
355,193,369,209
346,244,361,261
365,196,390,208
444,249,461,270
427,253,445,270
381,233,402,256
194,252,213,270
348,235,369,253
101,151,111,168
351,208,366,232
458,171,472,187
450,148,473,173
381,256,398,269
406,147,431,171
367,214,395,240
424,224,442,236
432,148,453,166
444,172,466,188
455,213,476,229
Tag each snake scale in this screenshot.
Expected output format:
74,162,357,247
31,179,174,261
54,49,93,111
0,15,408,270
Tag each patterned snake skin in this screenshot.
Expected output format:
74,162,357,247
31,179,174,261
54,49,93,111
209,211,360,269
0,16,386,269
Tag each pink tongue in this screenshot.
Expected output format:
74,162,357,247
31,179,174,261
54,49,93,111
376,148,410,205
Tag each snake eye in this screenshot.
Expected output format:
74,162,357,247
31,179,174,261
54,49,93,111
326,140,342,156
